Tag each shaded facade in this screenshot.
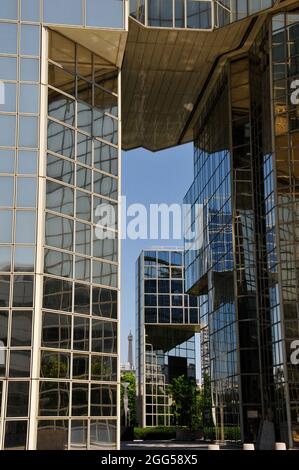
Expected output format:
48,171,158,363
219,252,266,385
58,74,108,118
136,249,200,427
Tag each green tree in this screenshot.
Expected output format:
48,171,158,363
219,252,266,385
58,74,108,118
167,375,201,431
121,371,137,426
199,372,213,428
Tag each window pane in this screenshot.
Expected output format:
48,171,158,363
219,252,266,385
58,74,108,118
92,320,117,354
86,0,124,28
40,351,70,379
93,172,118,200
37,420,68,450
0,149,15,173
48,31,75,73
73,316,90,351
75,222,91,255
0,247,11,272
11,311,32,346
0,57,17,80
48,90,75,126
72,383,88,416
48,63,75,95
47,154,74,185
21,24,40,55
6,381,30,417
0,1,18,20
0,276,10,307
91,355,117,381
14,246,35,272
0,115,16,147
70,420,87,449
44,249,73,278
18,151,38,174
39,381,70,416
41,311,71,349
13,275,34,307
92,287,117,319
15,211,36,243
20,58,39,82
46,181,74,216
0,23,17,54
0,210,13,242
94,140,118,176
0,311,9,346
77,133,92,166
90,385,117,416
77,165,92,191
45,213,73,251
43,277,72,312
9,350,31,377
0,83,16,112
0,176,14,207
16,177,37,207
20,84,39,113
21,0,40,22
90,419,117,449
92,261,117,288
74,283,90,315
43,0,83,25
19,116,38,148
4,421,28,450
73,354,89,380
76,190,91,222
48,120,75,158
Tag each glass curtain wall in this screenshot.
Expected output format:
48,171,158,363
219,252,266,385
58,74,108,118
0,7,41,450
136,249,199,427
272,11,299,448
215,0,274,27
130,0,212,29
36,30,119,450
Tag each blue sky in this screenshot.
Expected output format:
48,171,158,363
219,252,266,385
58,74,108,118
120,143,194,363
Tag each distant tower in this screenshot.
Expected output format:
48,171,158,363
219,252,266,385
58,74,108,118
128,330,133,370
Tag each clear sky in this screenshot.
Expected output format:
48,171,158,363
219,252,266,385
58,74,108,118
120,143,194,364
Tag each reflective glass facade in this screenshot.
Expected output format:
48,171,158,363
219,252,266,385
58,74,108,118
136,249,199,427
0,3,122,450
130,0,274,29
184,10,299,448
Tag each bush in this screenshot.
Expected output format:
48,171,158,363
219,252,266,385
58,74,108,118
203,426,241,441
134,426,177,440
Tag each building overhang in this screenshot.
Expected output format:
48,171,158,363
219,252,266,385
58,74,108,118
121,16,256,151
50,25,128,68
145,323,201,352
122,0,299,152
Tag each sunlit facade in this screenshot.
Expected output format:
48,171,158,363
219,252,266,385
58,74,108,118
135,249,200,427
0,0,125,450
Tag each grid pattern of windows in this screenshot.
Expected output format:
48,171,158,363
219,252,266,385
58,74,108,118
136,249,199,427
34,30,119,450
214,0,273,27
130,0,212,29
0,8,41,451
272,11,299,447
0,0,125,30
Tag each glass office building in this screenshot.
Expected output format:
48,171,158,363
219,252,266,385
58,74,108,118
0,0,126,450
184,6,299,449
1,0,299,451
135,249,200,427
